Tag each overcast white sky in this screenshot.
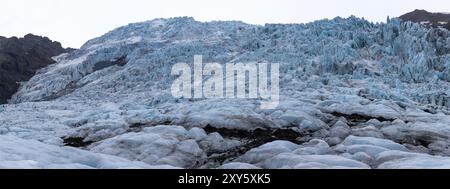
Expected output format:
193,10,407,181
1,0,448,48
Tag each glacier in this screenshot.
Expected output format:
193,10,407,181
0,16,450,169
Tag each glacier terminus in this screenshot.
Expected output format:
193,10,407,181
0,16,449,169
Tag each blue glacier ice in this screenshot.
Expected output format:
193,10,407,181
0,16,449,169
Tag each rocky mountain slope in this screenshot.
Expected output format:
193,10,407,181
400,9,450,30
0,16,449,169
0,34,70,104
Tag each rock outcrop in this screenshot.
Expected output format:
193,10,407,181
0,34,70,104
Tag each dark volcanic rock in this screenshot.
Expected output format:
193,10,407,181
400,9,450,30
0,34,70,104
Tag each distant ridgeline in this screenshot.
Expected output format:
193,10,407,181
400,9,450,30
0,34,72,104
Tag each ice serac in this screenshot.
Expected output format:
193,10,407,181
1,16,450,169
